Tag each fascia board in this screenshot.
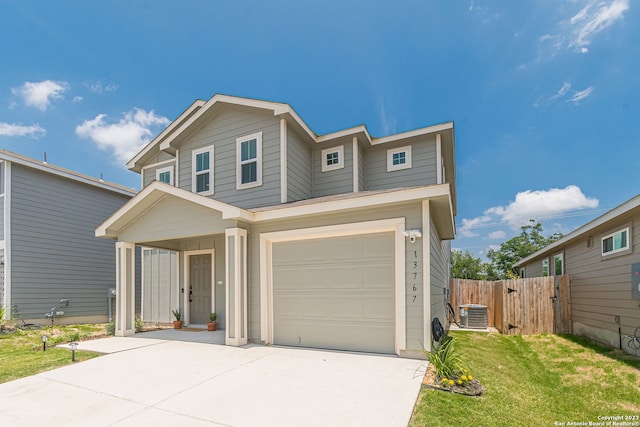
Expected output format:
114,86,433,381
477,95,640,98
371,122,454,145
95,182,254,238
127,100,206,170
253,184,452,222
514,194,640,267
316,125,372,144
0,152,136,197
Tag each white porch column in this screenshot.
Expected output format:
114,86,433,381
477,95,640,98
115,242,136,337
225,228,248,346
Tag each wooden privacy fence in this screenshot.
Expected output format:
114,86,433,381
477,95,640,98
450,275,572,335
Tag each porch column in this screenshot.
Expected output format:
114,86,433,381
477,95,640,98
225,228,248,346
115,242,136,337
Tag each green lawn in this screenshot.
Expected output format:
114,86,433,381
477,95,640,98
410,331,640,427
0,324,107,383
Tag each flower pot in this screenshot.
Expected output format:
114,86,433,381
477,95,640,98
173,320,183,329
207,321,217,331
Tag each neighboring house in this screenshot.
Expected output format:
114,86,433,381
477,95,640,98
515,194,640,353
0,150,138,325
97,94,457,357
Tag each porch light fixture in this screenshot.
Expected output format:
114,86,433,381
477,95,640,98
403,229,422,243
41,335,48,352
69,342,78,362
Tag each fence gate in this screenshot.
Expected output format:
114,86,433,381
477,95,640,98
496,277,555,335
553,275,572,334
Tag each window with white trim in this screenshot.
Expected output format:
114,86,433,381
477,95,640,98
602,227,630,256
542,259,549,277
156,166,173,185
236,132,262,189
192,146,214,195
387,146,412,172
321,145,344,172
554,253,563,275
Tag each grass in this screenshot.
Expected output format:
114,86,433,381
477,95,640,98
0,323,108,384
410,331,640,427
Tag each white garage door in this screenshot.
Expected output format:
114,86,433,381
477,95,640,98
272,232,395,354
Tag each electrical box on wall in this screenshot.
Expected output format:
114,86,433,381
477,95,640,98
632,263,640,299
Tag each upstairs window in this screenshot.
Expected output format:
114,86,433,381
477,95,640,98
542,259,549,277
236,132,262,189
387,146,412,172
321,145,344,172
156,166,173,185
192,146,214,195
602,227,629,256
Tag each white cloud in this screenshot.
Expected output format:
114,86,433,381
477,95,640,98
567,86,595,105
459,215,491,238
551,82,572,100
569,0,629,52
76,108,170,164
11,80,69,111
72,96,83,103
89,80,119,94
377,98,397,135
458,185,599,237
0,122,46,138
488,230,506,240
485,185,599,224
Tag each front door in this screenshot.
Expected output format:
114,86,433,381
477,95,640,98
190,254,212,324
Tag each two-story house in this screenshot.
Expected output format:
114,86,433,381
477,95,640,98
0,150,137,325
97,94,457,357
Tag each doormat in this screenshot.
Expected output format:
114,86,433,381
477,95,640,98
180,328,206,332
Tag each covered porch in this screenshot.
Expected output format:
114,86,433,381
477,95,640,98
96,182,251,346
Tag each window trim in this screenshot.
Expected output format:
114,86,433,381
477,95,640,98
387,145,412,172
542,258,549,277
156,166,174,186
321,145,344,172
554,253,564,276
601,227,630,256
192,145,214,196
236,132,263,190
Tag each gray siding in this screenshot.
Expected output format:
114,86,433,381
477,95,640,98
521,213,640,348
9,164,135,321
0,196,4,241
287,128,312,202
563,215,640,344
364,136,438,191
247,202,425,353
142,161,176,188
177,108,282,209
430,219,448,330
142,248,178,323
311,137,354,198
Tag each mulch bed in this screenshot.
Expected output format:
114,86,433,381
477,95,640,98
422,364,485,396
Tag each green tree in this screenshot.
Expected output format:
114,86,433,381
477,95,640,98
486,220,562,279
451,250,484,279
450,250,499,280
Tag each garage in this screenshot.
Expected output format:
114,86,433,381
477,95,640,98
272,232,396,354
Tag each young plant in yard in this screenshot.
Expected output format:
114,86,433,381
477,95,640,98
425,334,465,379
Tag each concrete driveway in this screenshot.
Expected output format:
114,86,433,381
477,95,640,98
0,335,425,426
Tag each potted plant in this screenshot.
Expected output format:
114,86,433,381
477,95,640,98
207,312,217,331
172,309,183,329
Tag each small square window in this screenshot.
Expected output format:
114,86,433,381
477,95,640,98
387,146,412,172
321,145,344,172
156,166,173,185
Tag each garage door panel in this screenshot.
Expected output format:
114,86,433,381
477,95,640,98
272,232,395,354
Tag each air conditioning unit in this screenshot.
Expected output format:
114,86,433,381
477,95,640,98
459,304,488,329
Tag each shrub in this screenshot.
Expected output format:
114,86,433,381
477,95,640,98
425,334,465,379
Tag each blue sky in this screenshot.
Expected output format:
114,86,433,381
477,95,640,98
1,1,638,258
